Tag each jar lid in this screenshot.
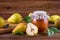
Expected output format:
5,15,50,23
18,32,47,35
33,11,47,15
31,11,49,20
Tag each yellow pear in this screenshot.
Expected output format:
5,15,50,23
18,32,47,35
12,22,27,34
55,18,60,28
0,17,5,28
28,13,32,17
7,13,23,24
49,15,60,23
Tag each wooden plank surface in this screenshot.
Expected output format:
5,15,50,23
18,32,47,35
0,0,60,2
0,1,60,19
0,33,60,40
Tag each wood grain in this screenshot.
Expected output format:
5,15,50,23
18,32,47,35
0,33,60,40
0,0,60,2
0,1,60,19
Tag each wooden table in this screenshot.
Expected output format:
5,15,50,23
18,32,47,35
0,33,60,40
0,0,60,40
0,0,60,19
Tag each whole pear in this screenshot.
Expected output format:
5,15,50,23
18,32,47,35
0,17,5,28
55,18,60,28
12,22,27,34
49,15,60,23
7,13,23,24
28,13,32,17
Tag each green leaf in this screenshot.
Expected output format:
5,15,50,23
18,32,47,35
24,16,32,23
47,28,54,36
47,27,60,36
14,31,24,35
50,27,60,33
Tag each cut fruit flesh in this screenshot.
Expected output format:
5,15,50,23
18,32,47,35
26,23,38,36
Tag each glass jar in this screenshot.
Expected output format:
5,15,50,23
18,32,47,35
31,11,49,32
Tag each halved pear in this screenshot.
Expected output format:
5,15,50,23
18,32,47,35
7,13,23,24
26,23,38,36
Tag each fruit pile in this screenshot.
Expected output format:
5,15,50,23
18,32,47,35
0,11,60,36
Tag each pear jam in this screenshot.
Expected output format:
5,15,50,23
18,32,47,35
31,11,49,32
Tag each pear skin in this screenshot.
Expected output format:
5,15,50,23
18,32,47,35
7,13,23,24
0,17,5,28
49,15,60,23
12,22,27,34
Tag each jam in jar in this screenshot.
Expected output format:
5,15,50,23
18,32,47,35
31,11,49,32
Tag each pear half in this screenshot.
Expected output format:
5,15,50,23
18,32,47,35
26,23,38,36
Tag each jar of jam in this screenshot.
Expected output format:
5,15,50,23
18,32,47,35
31,11,49,32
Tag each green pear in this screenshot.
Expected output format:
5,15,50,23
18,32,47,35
7,13,23,23
49,15,60,23
12,22,27,34
0,17,5,28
